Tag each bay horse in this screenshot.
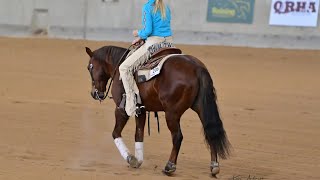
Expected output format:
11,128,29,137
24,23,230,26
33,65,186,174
85,45,230,176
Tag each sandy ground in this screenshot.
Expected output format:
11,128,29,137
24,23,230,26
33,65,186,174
0,37,319,180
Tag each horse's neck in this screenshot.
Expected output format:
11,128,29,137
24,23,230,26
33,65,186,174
108,47,128,69
111,69,126,105
107,46,130,104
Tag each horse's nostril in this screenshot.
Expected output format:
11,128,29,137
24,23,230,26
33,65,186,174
91,90,105,100
98,92,105,99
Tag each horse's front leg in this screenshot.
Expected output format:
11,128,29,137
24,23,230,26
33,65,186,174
112,108,136,166
112,108,146,168
134,112,146,168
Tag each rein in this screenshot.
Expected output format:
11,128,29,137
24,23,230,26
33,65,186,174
105,44,134,99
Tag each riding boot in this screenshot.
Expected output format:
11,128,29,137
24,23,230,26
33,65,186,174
118,94,126,110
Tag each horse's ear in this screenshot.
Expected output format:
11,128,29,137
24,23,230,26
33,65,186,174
85,47,93,58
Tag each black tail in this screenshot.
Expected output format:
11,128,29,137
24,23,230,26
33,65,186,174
193,68,231,159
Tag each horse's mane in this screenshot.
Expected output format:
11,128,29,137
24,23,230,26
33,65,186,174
93,46,127,66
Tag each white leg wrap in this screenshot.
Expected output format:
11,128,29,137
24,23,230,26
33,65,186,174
114,138,130,161
135,142,144,163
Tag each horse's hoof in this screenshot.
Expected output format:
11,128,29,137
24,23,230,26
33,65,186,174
210,162,220,176
211,167,220,176
162,161,176,176
127,155,142,168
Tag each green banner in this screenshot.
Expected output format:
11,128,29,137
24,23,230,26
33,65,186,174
207,0,255,24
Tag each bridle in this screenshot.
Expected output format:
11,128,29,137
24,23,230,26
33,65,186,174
88,44,135,102
88,63,107,102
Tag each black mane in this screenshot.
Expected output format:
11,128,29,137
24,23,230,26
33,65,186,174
93,46,128,66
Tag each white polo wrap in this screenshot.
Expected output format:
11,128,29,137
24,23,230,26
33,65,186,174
135,142,144,162
114,138,130,160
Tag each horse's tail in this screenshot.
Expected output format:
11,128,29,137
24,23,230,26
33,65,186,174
193,67,231,159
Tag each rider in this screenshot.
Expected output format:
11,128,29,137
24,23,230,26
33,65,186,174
119,0,173,117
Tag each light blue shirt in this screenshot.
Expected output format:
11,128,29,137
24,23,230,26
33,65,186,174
138,0,172,40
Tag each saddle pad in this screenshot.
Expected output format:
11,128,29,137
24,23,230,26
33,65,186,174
137,54,185,83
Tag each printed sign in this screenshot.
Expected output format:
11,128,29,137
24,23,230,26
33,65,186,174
269,0,320,27
149,66,161,79
207,0,255,24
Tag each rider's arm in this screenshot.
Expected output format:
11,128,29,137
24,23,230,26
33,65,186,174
138,5,152,40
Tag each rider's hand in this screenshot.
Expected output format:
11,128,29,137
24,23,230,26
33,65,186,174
132,37,142,45
132,30,138,37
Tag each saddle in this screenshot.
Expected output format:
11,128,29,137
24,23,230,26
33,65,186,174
139,48,182,70
136,46,182,83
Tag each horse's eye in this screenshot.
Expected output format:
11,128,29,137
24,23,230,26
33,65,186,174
87,64,93,71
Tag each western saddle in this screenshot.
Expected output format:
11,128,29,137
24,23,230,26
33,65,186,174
139,47,182,70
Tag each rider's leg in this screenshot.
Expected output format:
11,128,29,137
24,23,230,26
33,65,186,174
119,36,174,116
119,44,148,117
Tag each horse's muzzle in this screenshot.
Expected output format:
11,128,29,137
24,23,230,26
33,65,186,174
91,91,106,101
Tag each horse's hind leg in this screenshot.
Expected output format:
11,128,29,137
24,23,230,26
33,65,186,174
210,146,220,176
162,112,183,175
192,107,220,176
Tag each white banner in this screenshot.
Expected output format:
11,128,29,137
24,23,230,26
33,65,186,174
269,0,320,27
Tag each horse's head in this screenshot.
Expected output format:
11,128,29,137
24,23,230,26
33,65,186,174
85,47,110,101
